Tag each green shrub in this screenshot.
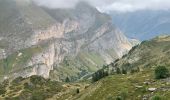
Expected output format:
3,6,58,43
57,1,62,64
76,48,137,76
30,75,46,85
0,83,6,95
122,69,127,74
151,95,166,100
116,96,122,100
0,88,6,95
130,67,140,74
116,91,128,100
12,76,24,85
31,91,46,100
155,66,170,79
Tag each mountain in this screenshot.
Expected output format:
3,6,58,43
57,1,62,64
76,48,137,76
111,10,170,40
0,0,132,81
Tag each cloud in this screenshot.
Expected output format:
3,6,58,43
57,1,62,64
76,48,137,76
99,0,170,13
34,0,170,12
34,0,78,8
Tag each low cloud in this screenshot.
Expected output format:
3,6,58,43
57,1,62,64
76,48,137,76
100,0,170,13
34,0,170,13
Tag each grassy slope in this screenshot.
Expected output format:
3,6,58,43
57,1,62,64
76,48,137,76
0,75,90,100
113,35,170,71
1,67,169,100
72,68,170,100
0,76,63,100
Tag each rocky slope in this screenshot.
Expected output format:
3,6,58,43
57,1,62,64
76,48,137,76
0,0,132,81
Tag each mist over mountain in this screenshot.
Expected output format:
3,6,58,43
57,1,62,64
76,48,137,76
34,0,170,12
33,0,170,40
111,10,170,40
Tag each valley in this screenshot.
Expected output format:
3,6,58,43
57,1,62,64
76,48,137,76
0,35,170,100
0,0,170,100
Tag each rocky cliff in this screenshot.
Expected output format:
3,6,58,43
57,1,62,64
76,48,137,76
0,0,132,81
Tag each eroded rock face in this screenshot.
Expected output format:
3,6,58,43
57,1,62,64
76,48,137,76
0,1,132,80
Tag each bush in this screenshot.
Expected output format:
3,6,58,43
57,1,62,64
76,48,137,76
0,83,6,95
92,69,109,82
155,66,170,79
116,91,128,100
116,96,122,100
30,75,46,85
151,95,166,100
12,77,24,85
0,89,6,95
122,69,127,74
130,67,140,74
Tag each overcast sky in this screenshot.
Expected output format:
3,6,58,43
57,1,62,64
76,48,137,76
34,0,170,13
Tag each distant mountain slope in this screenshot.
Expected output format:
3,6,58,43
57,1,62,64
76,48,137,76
0,1,132,81
111,11,170,40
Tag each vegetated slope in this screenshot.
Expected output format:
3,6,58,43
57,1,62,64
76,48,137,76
70,35,170,100
1,68,169,100
72,69,170,100
0,1,132,81
111,11,170,40
0,75,89,100
0,76,64,100
112,35,170,72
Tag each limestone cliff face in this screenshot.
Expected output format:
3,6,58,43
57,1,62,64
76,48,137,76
31,20,79,45
0,1,132,80
86,28,132,64
27,44,55,78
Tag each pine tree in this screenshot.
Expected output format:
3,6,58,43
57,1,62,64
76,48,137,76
122,68,127,74
76,88,80,94
116,67,121,74
65,77,70,82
